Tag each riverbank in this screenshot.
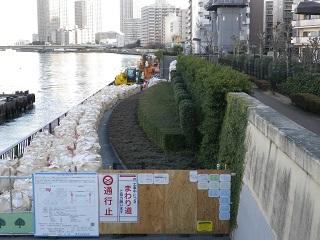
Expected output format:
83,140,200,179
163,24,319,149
0,84,140,212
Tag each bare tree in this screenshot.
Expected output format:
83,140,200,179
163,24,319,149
257,32,266,57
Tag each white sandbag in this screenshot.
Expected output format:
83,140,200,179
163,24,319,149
14,179,33,199
0,164,16,193
74,161,102,172
0,191,31,212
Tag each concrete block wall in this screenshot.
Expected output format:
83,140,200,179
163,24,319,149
232,93,320,240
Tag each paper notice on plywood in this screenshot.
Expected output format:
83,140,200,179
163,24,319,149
153,174,169,185
138,174,154,184
189,171,198,182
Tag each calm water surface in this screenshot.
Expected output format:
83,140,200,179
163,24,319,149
0,50,139,152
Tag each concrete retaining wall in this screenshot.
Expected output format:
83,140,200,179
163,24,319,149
232,93,320,240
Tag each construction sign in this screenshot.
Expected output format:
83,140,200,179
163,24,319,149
99,174,138,223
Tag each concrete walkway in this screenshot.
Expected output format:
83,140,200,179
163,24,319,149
98,108,121,169
252,89,320,136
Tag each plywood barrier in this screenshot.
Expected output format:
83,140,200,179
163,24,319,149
99,170,231,235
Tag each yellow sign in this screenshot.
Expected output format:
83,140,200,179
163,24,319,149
197,221,213,232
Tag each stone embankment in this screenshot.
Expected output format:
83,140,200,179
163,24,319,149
0,84,140,212
0,91,35,122
233,93,320,240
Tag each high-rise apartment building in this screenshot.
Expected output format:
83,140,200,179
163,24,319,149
120,0,133,33
141,2,179,47
249,0,264,48
37,0,74,43
264,0,274,52
37,0,101,44
164,9,189,45
191,0,211,54
273,0,294,29
75,1,87,28
74,0,102,43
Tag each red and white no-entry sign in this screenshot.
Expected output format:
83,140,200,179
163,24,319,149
103,175,114,185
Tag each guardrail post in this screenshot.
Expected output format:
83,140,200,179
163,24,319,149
49,123,52,134
14,145,18,159
9,169,13,213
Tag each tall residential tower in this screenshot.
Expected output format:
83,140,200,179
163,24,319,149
120,0,134,33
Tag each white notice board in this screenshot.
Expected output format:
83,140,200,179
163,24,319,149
33,173,99,237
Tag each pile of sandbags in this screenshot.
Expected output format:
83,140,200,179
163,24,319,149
0,84,140,212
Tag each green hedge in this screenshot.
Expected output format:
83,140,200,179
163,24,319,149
290,93,320,114
138,82,186,151
171,73,198,149
178,99,197,148
279,72,320,97
177,56,252,168
218,93,250,229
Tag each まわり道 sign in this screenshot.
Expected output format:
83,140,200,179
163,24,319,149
99,174,138,223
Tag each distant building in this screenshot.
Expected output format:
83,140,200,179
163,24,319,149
189,0,214,54
141,2,180,47
32,34,40,43
37,0,101,45
206,0,250,54
249,0,264,48
264,0,274,52
292,0,320,53
75,1,87,28
123,18,141,45
165,12,182,45
74,0,102,43
185,0,193,53
120,0,133,33
15,40,31,46
95,31,125,47
37,0,75,43
181,9,189,43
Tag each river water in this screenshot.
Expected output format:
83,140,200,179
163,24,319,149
0,50,139,152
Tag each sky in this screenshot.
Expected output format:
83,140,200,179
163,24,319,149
0,0,188,45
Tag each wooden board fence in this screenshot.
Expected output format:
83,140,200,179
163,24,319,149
99,170,230,235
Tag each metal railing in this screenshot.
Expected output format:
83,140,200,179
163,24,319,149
0,87,106,160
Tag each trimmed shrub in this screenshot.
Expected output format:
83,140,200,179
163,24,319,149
179,99,197,148
279,73,320,97
290,93,320,114
177,56,252,168
218,93,250,229
138,82,186,151
254,79,271,91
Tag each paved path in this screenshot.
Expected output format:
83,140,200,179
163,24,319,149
98,108,122,169
252,89,320,136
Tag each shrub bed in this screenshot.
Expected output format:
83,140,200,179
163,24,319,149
254,79,271,91
138,83,185,151
177,56,252,168
279,73,320,97
290,93,320,114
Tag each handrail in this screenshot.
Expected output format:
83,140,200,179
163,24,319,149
0,86,107,160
